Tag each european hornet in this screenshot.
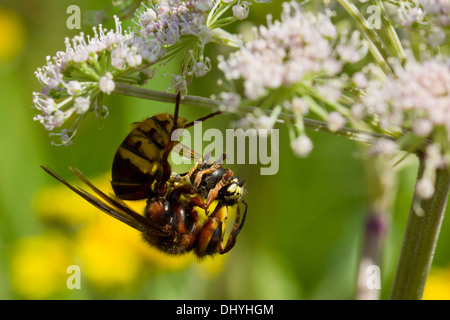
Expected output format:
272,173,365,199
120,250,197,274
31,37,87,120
41,93,247,257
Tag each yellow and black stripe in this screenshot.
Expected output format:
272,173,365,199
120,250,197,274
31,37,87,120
111,114,187,200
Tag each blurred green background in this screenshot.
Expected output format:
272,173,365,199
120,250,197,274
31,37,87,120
1,0,450,300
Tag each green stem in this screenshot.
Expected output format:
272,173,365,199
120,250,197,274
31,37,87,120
212,28,242,48
113,82,220,109
372,0,406,62
355,154,396,300
390,155,450,300
113,83,390,145
337,0,393,73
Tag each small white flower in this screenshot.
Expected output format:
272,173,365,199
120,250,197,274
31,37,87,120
197,0,214,12
353,72,368,88
291,98,309,115
139,7,157,25
66,81,82,95
337,44,361,63
167,74,187,94
191,57,211,77
291,135,313,158
416,178,435,199
74,97,90,114
111,46,127,69
253,115,273,131
425,144,445,169
398,3,425,27
99,72,115,94
412,119,433,137
139,40,163,63
369,138,397,156
219,92,241,113
126,50,143,67
233,1,252,20
328,112,346,132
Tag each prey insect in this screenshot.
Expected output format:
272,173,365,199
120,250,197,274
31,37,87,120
41,93,247,257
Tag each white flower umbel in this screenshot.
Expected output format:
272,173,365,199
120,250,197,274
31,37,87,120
218,1,367,157
399,0,450,27
362,56,450,199
397,0,450,46
135,0,263,95
32,16,162,145
33,0,267,145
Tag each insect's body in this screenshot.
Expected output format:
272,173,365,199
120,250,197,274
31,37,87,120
42,93,247,258
142,197,198,255
142,179,199,255
111,114,187,200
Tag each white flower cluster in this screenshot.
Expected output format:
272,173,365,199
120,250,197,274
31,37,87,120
362,58,450,137
33,16,143,144
361,56,450,199
397,0,449,46
137,0,214,46
219,2,341,100
32,0,263,145
399,0,450,27
135,0,216,92
218,1,366,157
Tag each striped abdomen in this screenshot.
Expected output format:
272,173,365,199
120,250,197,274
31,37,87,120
111,114,187,200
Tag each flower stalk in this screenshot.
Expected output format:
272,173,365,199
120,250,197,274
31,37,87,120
390,154,450,300
113,82,391,145
356,152,397,300
371,0,406,62
113,82,220,109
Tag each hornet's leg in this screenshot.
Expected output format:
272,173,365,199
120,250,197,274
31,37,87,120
220,200,248,254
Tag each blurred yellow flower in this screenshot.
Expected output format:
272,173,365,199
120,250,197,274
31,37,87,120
423,266,450,300
34,173,111,225
34,170,208,291
10,232,73,299
196,254,227,280
33,168,240,296
0,6,26,61
134,235,196,271
75,215,142,289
